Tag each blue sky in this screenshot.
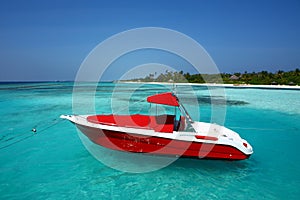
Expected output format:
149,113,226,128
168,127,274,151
0,0,299,81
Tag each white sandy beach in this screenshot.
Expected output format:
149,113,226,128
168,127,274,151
122,81,300,90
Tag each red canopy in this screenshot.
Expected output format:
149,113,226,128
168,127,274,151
147,92,179,107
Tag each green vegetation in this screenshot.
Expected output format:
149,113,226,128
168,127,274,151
130,69,300,85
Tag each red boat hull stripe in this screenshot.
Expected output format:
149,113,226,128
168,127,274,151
195,135,218,141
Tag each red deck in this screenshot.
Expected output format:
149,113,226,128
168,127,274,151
87,114,178,133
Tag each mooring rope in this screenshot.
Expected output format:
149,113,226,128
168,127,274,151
0,118,64,150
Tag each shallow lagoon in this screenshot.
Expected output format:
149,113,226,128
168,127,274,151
0,82,299,199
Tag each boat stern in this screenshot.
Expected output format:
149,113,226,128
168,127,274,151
241,139,254,156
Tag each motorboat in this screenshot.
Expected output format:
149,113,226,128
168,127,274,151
61,92,253,160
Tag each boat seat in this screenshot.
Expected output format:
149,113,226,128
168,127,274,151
152,115,175,133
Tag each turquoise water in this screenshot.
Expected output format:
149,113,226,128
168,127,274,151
0,82,299,199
